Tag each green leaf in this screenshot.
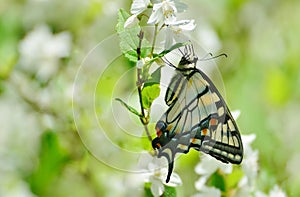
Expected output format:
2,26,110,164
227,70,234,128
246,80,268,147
164,185,177,197
27,131,69,195
116,9,151,63
226,168,244,189
141,83,160,109
115,98,141,117
149,67,161,84
207,171,226,192
141,68,161,109
144,182,153,197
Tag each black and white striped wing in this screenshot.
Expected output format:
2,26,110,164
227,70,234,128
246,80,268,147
152,65,243,182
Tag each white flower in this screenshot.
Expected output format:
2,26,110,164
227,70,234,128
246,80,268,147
125,0,150,28
236,134,259,196
193,187,221,197
148,0,177,25
240,134,259,186
194,176,221,197
194,154,231,197
255,190,268,197
195,154,232,177
269,185,287,197
130,0,150,15
137,152,182,196
18,24,71,82
254,185,287,197
148,0,188,25
150,175,165,196
164,19,196,49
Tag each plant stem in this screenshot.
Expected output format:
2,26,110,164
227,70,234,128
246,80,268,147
150,24,158,56
137,30,152,142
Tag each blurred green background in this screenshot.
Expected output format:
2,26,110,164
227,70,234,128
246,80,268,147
1,0,300,196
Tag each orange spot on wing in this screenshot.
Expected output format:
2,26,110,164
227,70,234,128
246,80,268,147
155,127,162,137
191,138,197,143
202,128,208,135
157,131,162,137
209,118,218,126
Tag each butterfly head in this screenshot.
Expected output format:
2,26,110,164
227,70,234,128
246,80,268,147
176,45,198,71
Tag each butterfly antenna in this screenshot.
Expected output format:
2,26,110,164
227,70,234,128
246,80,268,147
162,56,177,69
198,53,227,62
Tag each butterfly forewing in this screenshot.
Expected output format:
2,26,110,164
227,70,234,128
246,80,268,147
152,44,243,183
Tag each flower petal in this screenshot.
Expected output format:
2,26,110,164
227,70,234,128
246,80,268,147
124,14,139,28
130,0,150,15
231,110,241,120
150,175,164,197
164,171,182,187
195,176,208,191
148,3,164,24
269,185,287,197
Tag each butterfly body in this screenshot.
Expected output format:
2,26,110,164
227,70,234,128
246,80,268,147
152,44,243,182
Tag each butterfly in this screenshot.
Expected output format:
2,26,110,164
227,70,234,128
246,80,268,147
152,44,243,183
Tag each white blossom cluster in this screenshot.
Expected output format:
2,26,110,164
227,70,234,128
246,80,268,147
125,0,196,49
18,24,72,82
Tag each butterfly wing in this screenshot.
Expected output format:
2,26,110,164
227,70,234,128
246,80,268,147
152,48,243,182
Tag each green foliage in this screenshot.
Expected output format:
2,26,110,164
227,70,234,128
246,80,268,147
116,9,151,63
27,131,69,195
265,68,291,106
164,186,177,197
141,83,160,109
207,171,226,192
144,182,153,197
141,67,161,109
115,98,141,118
226,168,244,189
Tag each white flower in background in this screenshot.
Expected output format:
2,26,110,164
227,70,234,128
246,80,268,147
195,154,233,177
193,177,221,197
234,131,259,195
240,134,259,187
194,155,232,197
164,19,196,49
137,152,182,196
255,185,287,197
18,24,71,82
269,185,287,197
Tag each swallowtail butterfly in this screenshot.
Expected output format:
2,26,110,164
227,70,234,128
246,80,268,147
152,44,243,183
